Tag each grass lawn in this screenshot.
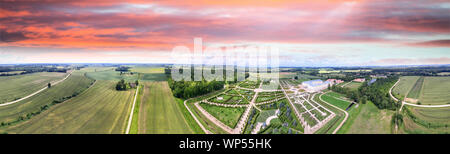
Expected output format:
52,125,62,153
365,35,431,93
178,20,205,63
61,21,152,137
138,82,193,134
199,103,245,128
0,72,67,103
2,80,132,134
401,106,450,134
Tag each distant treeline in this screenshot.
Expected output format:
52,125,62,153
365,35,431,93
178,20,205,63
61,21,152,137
330,76,400,110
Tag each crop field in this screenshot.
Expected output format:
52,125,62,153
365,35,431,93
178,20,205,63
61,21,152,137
321,94,352,111
402,106,450,134
199,103,245,128
406,76,424,99
419,77,450,105
344,82,362,91
393,76,420,99
131,67,165,73
137,82,193,134
2,80,133,134
85,69,138,82
0,72,67,103
344,101,393,134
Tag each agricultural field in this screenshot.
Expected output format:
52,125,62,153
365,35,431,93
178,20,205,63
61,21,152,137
406,76,424,99
86,69,138,82
137,82,193,134
199,103,245,128
401,106,450,134
1,80,133,134
392,76,420,99
321,93,352,111
0,72,67,103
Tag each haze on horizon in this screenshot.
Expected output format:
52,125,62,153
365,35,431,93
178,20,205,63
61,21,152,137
0,0,449,67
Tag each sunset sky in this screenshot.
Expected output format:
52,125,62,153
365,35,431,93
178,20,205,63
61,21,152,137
0,0,449,66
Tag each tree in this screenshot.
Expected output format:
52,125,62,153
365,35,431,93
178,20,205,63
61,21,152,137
135,80,139,86
48,83,51,88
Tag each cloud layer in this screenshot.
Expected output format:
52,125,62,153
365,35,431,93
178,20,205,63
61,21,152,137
0,0,449,65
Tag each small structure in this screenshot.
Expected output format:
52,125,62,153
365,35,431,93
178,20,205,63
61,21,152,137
217,97,223,100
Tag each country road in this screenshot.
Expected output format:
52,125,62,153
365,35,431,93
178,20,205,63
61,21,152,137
0,72,72,107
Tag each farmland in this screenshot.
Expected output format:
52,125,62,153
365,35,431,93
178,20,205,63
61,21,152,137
2,80,134,134
401,106,450,134
0,72,67,103
344,101,394,134
137,82,193,134
0,72,95,132
392,76,420,99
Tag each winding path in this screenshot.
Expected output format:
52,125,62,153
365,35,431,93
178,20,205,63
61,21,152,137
0,71,72,107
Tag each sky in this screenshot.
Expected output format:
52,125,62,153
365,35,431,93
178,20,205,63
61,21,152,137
0,0,449,66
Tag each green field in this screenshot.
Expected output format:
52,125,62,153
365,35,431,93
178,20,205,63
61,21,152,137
321,93,352,110
199,103,245,128
137,82,193,134
419,77,450,105
401,106,450,134
1,80,134,134
393,76,420,99
345,82,362,91
344,102,394,134
256,109,277,123
0,72,67,103
131,67,165,73
406,76,424,99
